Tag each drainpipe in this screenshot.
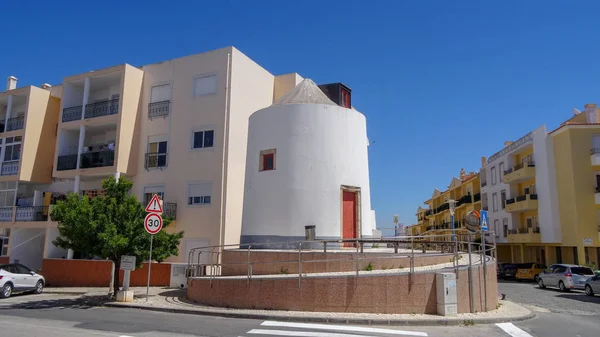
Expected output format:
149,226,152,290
218,52,233,252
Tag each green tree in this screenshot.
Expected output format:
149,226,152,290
51,177,184,297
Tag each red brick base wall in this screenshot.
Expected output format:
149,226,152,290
41,258,172,287
188,263,498,314
0,256,9,264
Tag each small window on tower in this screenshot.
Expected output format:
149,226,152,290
259,149,276,171
340,88,351,108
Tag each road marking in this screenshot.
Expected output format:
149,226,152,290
248,329,394,337
260,321,427,336
496,323,534,337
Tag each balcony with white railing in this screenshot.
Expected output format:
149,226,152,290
507,227,541,243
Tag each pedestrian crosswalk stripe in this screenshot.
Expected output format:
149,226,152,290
248,329,395,337
495,323,534,337
260,321,428,336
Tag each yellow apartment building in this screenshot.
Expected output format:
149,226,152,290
416,169,482,241
483,104,600,268
0,46,325,270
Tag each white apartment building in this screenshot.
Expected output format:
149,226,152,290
480,125,561,263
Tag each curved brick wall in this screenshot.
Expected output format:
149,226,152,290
188,263,498,314
220,250,451,276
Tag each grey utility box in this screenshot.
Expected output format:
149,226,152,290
436,272,458,316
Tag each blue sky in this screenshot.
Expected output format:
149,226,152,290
2,1,600,231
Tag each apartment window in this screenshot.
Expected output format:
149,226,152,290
0,228,9,256
503,218,509,237
143,186,164,206
193,75,217,97
491,166,497,185
151,84,171,103
482,193,488,210
147,140,168,168
596,173,600,188
188,182,212,205
500,190,506,209
530,184,537,194
499,162,505,182
192,130,214,149
494,219,499,235
3,136,21,162
259,149,276,171
526,217,533,228
492,193,498,212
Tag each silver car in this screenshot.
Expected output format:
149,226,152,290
584,273,600,296
537,264,595,291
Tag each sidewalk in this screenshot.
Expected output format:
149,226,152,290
94,287,535,326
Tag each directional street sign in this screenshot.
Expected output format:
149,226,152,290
480,210,489,231
144,213,163,235
145,194,163,213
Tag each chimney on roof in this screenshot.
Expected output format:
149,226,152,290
41,83,52,90
6,76,17,91
585,103,598,123
460,168,466,180
481,156,487,167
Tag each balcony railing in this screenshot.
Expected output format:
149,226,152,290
57,154,78,171
163,202,177,219
80,150,115,169
474,193,481,202
0,207,12,222
62,106,83,122
1,161,19,176
5,116,24,131
84,99,119,119
148,100,171,119
481,181,487,187
16,206,49,222
145,152,168,169
591,148,600,155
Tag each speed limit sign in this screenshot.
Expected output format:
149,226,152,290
144,213,163,235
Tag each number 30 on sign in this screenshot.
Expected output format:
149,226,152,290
144,213,163,235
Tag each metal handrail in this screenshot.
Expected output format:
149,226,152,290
186,232,497,284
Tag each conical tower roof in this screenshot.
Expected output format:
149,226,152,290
273,78,337,106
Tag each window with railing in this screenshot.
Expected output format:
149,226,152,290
148,100,170,118
145,141,168,169
57,154,78,171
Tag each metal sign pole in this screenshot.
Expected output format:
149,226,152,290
467,232,474,313
146,234,153,302
482,232,488,311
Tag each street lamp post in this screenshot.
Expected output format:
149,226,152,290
448,199,457,242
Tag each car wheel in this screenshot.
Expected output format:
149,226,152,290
34,280,44,294
559,281,569,292
1,283,12,298
585,285,594,296
538,277,546,289
534,275,539,282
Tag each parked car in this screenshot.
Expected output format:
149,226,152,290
515,263,546,282
0,263,45,298
500,264,519,279
537,264,595,291
497,263,510,278
584,273,600,296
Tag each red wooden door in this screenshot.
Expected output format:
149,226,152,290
342,191,357,246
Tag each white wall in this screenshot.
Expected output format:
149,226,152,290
62,83,84,108
84,129,116,145
58,130,79,155
241,103,373,239
10,228,46,271
532,125,562,243
44,228,67,259
88,83,121,102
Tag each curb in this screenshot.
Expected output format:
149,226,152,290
103,302,536,326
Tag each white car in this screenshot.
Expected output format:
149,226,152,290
584,273,600,296
0,263,45,298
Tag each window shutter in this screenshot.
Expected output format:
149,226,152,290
193,75,217,97
150,84,171,103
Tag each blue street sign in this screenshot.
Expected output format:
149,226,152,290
480,210,489,231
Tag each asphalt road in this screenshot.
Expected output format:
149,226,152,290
0,286,599,337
